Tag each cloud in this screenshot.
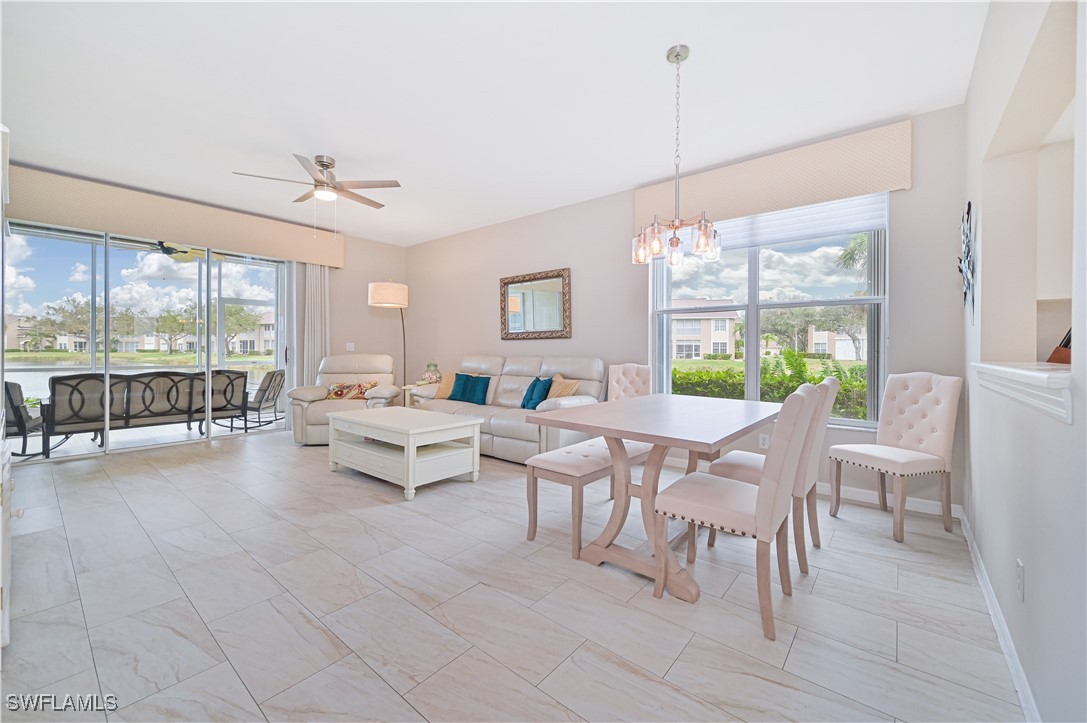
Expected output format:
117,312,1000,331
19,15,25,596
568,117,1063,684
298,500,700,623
4,262,36,293
69,262,89,282
672,241,866,303
110,282,197,316
5,235,33,264
118,252,274,303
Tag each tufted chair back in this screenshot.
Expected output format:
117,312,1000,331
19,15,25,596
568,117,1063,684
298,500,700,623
608,364,651,401
875,372,962,464
755,384,818,542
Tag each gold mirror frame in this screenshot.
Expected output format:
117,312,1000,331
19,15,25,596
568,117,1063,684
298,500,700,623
500,268,571,340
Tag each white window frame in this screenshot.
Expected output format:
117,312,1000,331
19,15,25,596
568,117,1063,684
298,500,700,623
650,195,888,426
712,341,729,354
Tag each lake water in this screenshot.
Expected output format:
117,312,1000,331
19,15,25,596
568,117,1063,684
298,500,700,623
5,364,266,399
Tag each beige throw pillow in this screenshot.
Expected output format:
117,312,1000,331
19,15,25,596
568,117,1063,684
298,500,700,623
434,374,456,400
547,373,580,399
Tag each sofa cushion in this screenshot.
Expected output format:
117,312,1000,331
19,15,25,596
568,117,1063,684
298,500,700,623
326,381,377,400
540,357,605,400
501,356,543,377
435,375,455,399
547,373,580,399
521,377,553,410
449,373,473,401
420,399,478,416
493,374,534,408
489,407,540,442
463,375,491,405
461,355,505,376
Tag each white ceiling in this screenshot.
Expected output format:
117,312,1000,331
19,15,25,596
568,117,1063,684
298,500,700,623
2,2,989,247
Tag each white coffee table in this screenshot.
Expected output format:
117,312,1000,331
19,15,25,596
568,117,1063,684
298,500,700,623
327,407,481,500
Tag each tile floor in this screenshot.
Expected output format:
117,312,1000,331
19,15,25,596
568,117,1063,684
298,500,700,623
2,431,1023,721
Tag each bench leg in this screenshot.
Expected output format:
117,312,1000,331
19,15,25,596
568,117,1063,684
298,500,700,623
608,473,615,501
526,468,538,542
571,482,584,559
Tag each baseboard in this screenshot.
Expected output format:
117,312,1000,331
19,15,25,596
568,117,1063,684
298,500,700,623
813,481,965,521
960,514,1039,721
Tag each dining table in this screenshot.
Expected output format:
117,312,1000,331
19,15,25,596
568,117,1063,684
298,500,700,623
527,393,781,602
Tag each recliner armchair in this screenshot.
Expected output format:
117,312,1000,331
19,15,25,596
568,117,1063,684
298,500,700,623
287,353,401,445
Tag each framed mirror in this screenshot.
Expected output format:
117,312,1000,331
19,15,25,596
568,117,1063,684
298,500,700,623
500,268,571,340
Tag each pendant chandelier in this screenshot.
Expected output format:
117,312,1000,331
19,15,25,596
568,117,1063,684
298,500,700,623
632,44,719,266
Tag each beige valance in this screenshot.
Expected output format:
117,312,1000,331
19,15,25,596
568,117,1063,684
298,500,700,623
7,165,345,268
634,120,912,228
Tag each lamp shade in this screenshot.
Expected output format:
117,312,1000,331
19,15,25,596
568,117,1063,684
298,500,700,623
367,281,409,308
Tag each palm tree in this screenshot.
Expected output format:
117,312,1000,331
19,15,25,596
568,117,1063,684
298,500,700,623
835,233,869,272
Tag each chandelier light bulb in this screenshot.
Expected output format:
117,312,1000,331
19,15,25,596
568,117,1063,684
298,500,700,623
701,235,720,262
666,235,684,267
632,234,650,264
648,225,664,256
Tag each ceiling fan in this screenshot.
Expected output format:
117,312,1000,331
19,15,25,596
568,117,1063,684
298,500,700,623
233,154,400,209
157,241,224,262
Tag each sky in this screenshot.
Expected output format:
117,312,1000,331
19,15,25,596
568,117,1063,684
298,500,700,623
5,232,278,319
671,234,870,304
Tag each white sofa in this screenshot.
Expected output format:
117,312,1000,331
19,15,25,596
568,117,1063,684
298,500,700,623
411,355,605,464
286,353,402,445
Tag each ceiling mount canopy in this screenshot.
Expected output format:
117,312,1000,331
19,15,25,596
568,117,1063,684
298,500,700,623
233,154,401,209
632,44,718,267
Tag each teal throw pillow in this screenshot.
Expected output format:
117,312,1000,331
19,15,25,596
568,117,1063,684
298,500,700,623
521,377,553,410
448,373,473,402
464,375,491,405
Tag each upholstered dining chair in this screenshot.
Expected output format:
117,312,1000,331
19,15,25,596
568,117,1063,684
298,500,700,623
652,384,819,640
525,363,653,558
700,377,840,573
828,371,963,543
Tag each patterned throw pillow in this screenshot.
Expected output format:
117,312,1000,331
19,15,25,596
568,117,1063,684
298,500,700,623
325,381,378,400
547,373,580,399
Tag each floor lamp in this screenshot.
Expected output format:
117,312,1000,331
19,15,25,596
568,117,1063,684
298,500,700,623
367,281,409,392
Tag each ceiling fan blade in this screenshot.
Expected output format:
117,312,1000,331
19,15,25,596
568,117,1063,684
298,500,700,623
293,189,316,203
232,171,312,186
293,154,328,185
338,189,384,209
335,180,401,190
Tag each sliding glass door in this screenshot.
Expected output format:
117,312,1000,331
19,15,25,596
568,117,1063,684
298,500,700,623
3,222,287,460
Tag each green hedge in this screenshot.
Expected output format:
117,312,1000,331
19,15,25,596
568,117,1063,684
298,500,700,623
702,353,733,360
801,352,832,359
671,349,868,419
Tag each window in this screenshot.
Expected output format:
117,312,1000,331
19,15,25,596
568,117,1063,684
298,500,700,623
653,194,886,422
673,319,701,336
675,342,701,359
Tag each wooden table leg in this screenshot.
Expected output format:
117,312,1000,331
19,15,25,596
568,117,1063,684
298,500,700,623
580,440,701,603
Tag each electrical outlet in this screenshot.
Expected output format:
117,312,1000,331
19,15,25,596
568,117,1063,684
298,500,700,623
758,433,770,449
346,342,356,352
1016,559,1025,602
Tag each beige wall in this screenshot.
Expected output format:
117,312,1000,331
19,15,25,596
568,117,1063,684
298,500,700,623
403,191,647,381
962,2,1086,720
327,235,408,381
1036,140,1074,300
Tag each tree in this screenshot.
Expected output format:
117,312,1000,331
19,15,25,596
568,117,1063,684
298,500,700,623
835,232,870,273
23,317,57,351
40,296,139,350
760,306,818,352
820,302,868,361
153,307,196,354
215,303,263,356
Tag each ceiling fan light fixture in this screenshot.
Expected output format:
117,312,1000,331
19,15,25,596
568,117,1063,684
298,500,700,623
314,186,337,202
